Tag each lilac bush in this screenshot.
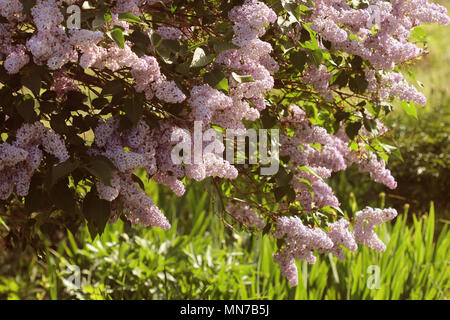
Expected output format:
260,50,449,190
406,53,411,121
0,0,448,285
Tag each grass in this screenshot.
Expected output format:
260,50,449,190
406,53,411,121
0,180,448,300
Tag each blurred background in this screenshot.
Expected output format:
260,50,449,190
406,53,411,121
0,0,448,300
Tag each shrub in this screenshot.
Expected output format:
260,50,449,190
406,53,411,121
0,0,448,285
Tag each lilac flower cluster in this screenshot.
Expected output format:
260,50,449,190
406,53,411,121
274,207,396,286
274,216,334,285
0,0,24,22
0,122,68,199
214,0,277,132
280,105,397,213
90,118,168,228
50,69,80,98
354,207,398,252
90,117,238,228
1,0,186,106
156,26,184,40
303,0,449,105
302,65,334,102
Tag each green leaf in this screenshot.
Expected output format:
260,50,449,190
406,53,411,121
261,108,277,129
330,70,348,88
25,183,45,213
400,101,418,120
161,39,181,53
274,186,288,202
85,157,115,186
123,94,144,125
310,49,323,66
204,68,228,91
345,121,362,140
299,166,322,180
103,12,112,23
110,28,125,48
51,160,80,186
190,47,214,68
149,30,162,48
290,51,307,73
411,27,426,41
50,181,77,215
213,41,239,54
16,96,36,123
20,0,36,14
102,80,124,96
275,167,293,187
118,13,142,24
231,72,254,83
21,70,41,98
132,174,145,190
92,97,109,109
274,185,296,203
283,2,301,21
92,9,107,30
363,118,377,132
392,148,404,162
83,190,111,237
349,75,368,94
334,110,351,122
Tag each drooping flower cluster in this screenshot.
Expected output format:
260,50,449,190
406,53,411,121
302,65,334,102
354,207,398,252
280,105,396,213
304,0,449,105
214,0,278,132
156,26,184,40
90,118,169,229
274,207,397,286
0,122,69,199
0,0,24,22
50,69,80,98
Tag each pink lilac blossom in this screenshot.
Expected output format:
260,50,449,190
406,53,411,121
274,215,334,285
358,152,398,189
274,207,396,284
0,0,24,22
90,119,172,228
354,207,398,252
0,122,68,199
306,0,449,70
324,219,358,260
156,26,184,40
50,69,80,98
213,0,277,131
188,85,233,124
0,23,14,59
280,105,397,212
302,65,334,102
27,1,78,70
300,0,448,109
114,0,169,15
378,72,427,105
113,173,171,230
4,46,30,74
